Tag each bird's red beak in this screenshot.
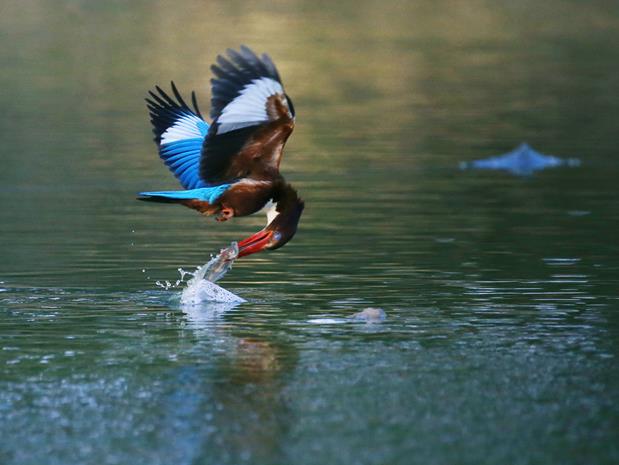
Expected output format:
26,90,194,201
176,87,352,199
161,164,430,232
237,230,274,258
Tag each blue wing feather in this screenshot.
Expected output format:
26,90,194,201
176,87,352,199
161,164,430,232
160,138,204,189
145,83,209,190
138,185,232,204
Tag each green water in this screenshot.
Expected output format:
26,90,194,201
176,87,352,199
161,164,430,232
1,1,619,464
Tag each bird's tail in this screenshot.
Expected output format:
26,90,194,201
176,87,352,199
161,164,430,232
137,192,185,204
137,185,230,204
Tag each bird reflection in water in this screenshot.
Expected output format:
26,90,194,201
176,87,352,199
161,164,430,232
208,336,296,463
170,304,297,463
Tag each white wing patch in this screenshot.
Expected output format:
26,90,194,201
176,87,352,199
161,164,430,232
217,77,284,134
263,200,280,226
161,115,205,145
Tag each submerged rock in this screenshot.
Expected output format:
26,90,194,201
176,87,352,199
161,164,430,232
349,307,387,323
460,143,580,176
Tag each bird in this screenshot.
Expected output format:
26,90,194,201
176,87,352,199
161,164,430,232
138,46,304,258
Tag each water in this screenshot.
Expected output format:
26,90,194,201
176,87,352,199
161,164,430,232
1,1,619,464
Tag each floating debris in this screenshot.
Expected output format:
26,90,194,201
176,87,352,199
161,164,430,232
349,307,387,323
542,257,581,267
459,143,580,176
307,317,347,325
567,210,591,217
307,307,388,325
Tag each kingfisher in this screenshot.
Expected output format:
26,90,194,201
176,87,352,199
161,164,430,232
138,46,304,258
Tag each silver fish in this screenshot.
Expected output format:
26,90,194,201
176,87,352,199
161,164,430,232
203,242,239,283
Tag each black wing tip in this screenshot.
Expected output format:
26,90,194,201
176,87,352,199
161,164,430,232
239,44,254,56
144,82,204,144
145,82,197,112
209,46,283,119
191,91,203,118
170,81,188,107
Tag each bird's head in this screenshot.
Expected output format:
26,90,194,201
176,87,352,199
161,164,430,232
237,184,304,258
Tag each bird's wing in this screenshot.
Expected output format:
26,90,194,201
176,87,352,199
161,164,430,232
200,46,295,184
146,82,209,190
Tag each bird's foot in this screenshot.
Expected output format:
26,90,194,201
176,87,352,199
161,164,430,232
216,207,234,222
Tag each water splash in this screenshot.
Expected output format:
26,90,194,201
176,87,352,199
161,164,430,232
181,279,245,305
181,242,246,305
155,242,246,304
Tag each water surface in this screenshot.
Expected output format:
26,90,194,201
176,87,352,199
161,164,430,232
1,1,619,464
